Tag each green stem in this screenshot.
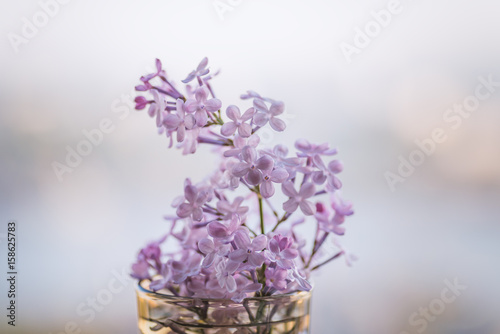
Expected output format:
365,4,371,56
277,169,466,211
257,186,265,234
271,212,291,232
243,224,258,236
305,223,321,269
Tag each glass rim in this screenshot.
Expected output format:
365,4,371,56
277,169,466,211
136,279,313,303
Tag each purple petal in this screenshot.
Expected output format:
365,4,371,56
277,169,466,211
260,180,275,198
269,117,286,132
208,222,229,238
329,175,342,190
155,58,162,72
283,198,299,213
277,259,294,270
333,224,346,236
225,260,240,273
176,126,185,142
131,261,150,279
281,248,298,260
226,275,237,293
270,168,289,183
241,146,257,164
147,104,156,117
135,84,149,92
184,185,197,203
238,123,252,138
216,200,232,214
229,249,247,262
270,101,285,115
182,72,196,84
156,109,163,127
274,280,287,290
281,181,298,197
197,57,208,71
299,183,316,198
175,98,185,115
134,96,148,109
256,155,273,171
221,122,237,137
241,107,256,121
198,238,214,254
269,238,280,254
312,171,327,185
184,99,198,113
273,144,288,157
205,98,222,112
251,235,267,251
195,87,209,102
299,200,316,216
312,155,327,170
194,110,208,127
295,139,311,152
163,114,181,129
328,160,343,173
184,114,196,129
149,278,166,291
232,162,250,177
278,237,290,252
253,113,269,127
202,252,216,268
234,198,248,211
199,68,209,76
247,134,260,147
275,268,288,280
192,207,204,221
226,105,240,121
249,253,265,267
176,203,193,218
234,230,251,249
293,270,312,290
246,169,263,185
141,73,156,82
243,283,262,293
253,99,268,112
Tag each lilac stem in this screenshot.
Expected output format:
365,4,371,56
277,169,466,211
250,270,258,283
208,130,227,140
292,230,307,265
264,197,279,218
311,251,343,271
314,190,327,196
313,232,329,253
205,80,216,98
197,136,231,146
271,212,292,232
251,126,261,134
158,75,184,99
305,224,322,268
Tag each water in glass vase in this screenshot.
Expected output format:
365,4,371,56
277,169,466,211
136,281,312,334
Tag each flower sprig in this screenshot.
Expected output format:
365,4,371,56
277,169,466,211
131,58,355,303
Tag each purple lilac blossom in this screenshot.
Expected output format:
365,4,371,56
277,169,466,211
220,105,255,138
282,181,317,216
252,99,286,132
131,57,355,303
232,147,274,186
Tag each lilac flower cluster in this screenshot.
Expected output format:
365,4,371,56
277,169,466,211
131,58,355,303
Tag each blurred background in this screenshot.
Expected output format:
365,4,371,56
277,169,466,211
1,0,500,333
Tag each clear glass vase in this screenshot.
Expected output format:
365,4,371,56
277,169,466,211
136,280,312,334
